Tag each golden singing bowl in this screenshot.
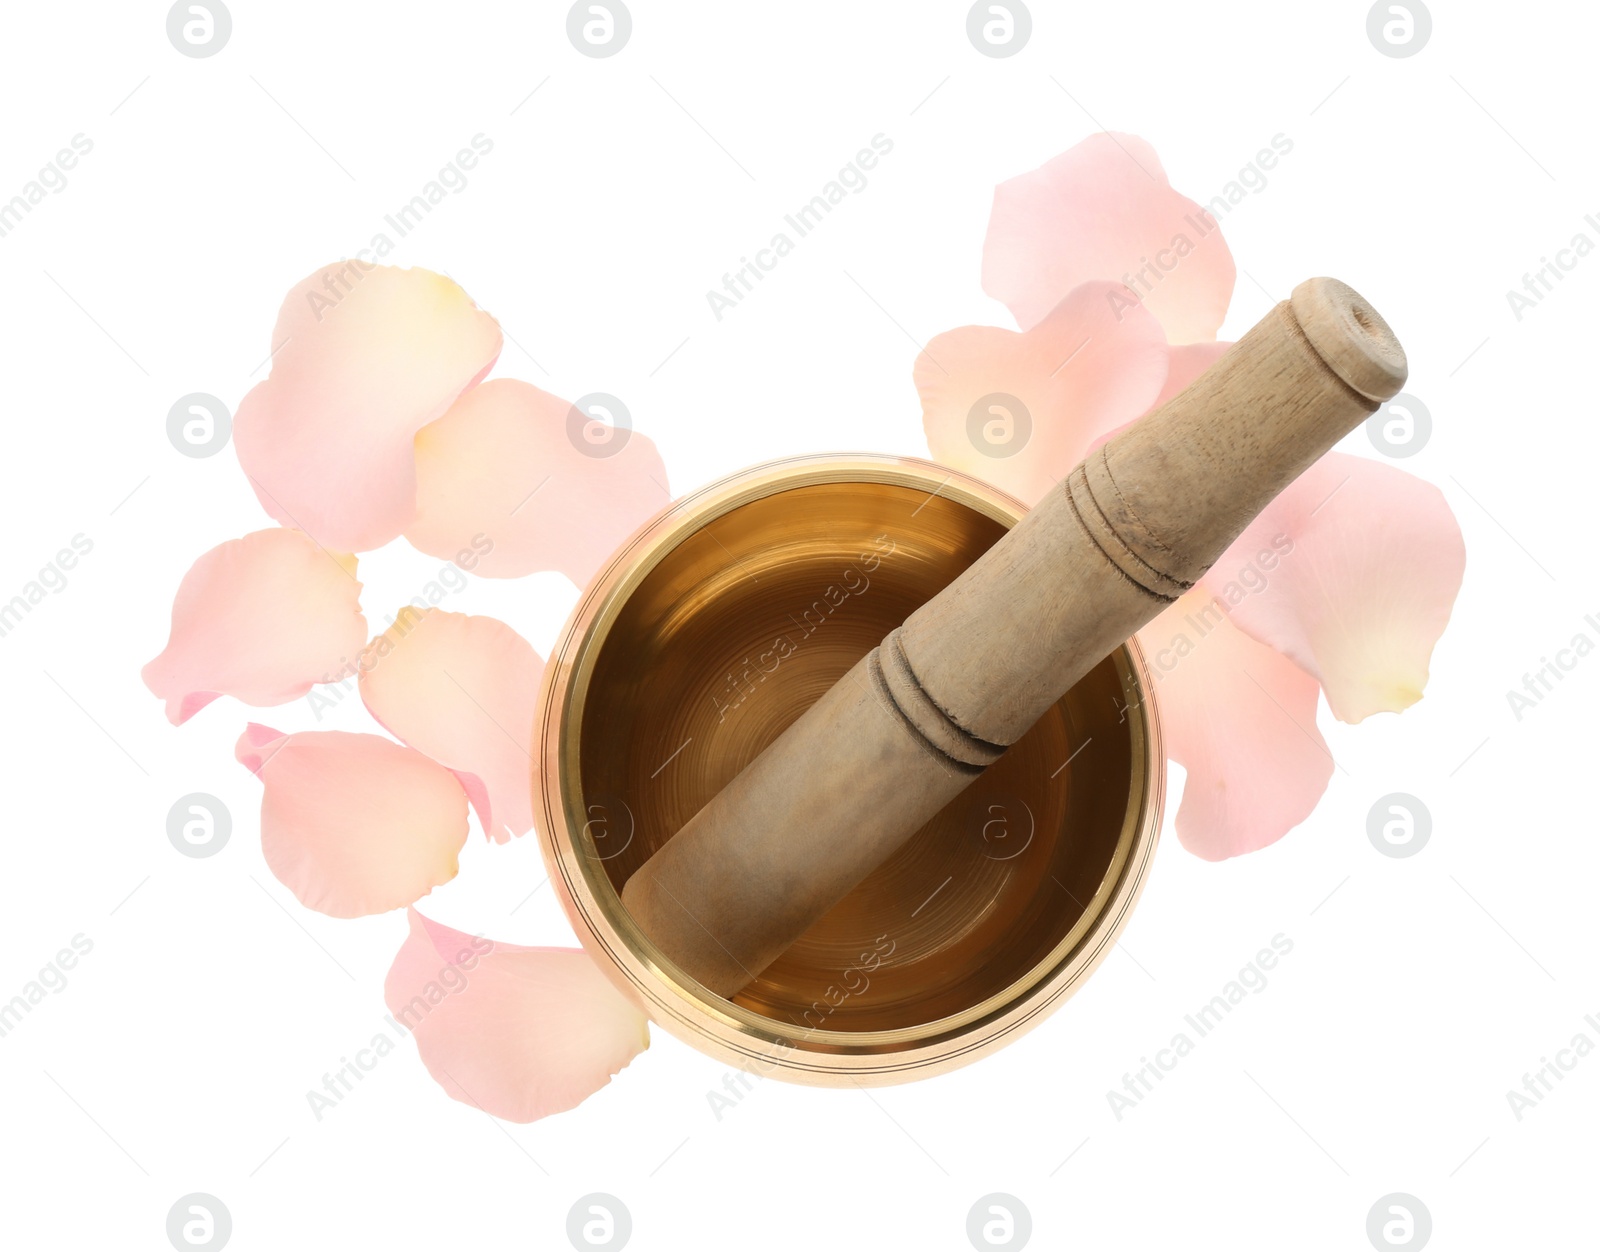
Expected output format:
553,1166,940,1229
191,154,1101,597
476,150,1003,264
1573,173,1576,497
535,455,1163,1085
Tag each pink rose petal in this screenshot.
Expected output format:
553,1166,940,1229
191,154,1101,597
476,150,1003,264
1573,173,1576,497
1209,453,1465,723
142,528,367,725
384,908,649,1123
234,262,503,552
1151,341,1231,409
237,725,468,918
915,281,1168,504
1138,591,1334,860
359,608,544,844
982,133,1237,344
1084,341,1236,459
406,379,671,586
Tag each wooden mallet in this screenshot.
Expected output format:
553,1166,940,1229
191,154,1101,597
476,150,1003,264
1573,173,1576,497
621,277,1407,998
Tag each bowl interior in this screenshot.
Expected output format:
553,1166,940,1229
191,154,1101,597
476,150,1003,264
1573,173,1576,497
577,477,1137,1035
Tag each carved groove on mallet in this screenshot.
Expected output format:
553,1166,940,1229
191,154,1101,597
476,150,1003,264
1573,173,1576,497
877,627,1007,767
618,277,1410,1002
867,637,993,774
1066,459,1191,601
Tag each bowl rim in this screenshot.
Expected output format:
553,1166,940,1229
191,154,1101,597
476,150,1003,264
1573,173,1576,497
534,453,1164,1085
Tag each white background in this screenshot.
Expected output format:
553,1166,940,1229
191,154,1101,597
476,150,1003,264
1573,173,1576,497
1,1,1595,1248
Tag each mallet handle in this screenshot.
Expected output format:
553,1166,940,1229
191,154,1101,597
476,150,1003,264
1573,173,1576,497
621,278,1406,998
